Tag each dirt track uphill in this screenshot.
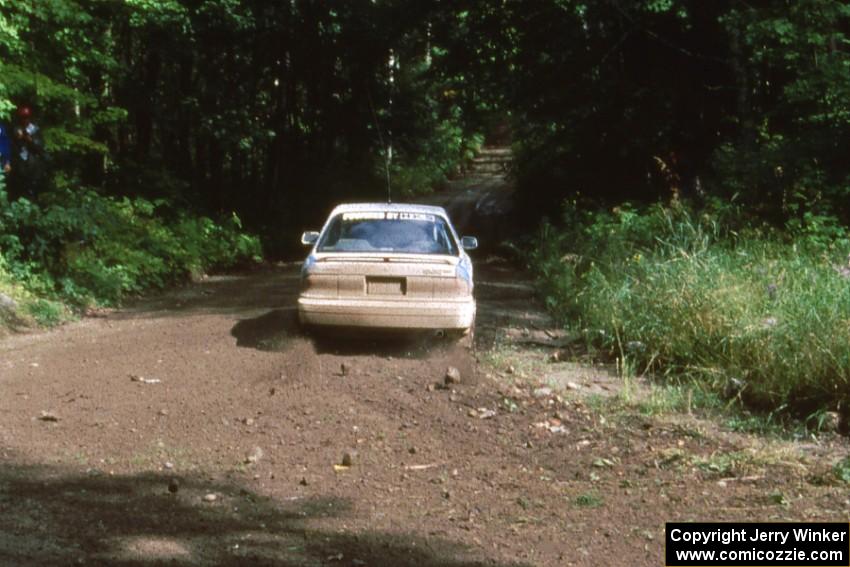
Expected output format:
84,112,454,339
1,167,849,566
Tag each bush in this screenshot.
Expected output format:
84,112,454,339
390,127,484,198
531,200,850,421
0,183,262,311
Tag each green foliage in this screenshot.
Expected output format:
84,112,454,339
0,183,261,310
574,492,603,508
708,0,850,221
834,456,850,483
531,200,850,422
469,0,850,224
378,37,486,198
0,0,493,260
3,0,850,237
391,125,483,198
0,0,271,322
25,298,67,326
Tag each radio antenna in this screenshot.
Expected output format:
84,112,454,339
367,57,394,204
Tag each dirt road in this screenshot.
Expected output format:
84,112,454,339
1,171,848,566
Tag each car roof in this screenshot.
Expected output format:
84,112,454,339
329,203,448,217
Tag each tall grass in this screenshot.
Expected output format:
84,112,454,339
531,200,850,421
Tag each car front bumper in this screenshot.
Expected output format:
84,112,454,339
297,296,475,330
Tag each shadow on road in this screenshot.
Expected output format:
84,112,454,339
307,329,456,359
0,461,528,566
113,265,301,320
230,307,461,361
230,307,302,351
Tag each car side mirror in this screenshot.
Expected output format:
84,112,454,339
461,236,478,251
301,231,320,246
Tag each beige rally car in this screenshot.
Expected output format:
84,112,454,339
297,203,477,338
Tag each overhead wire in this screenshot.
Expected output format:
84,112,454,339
366,82,393,204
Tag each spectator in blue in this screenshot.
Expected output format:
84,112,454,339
0,120,11,175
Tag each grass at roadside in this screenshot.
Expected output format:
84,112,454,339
529,199,850,429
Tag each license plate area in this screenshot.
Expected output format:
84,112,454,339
366,276,406,296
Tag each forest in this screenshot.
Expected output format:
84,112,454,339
2,0,850,421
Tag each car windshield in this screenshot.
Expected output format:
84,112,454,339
317,211,458,255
